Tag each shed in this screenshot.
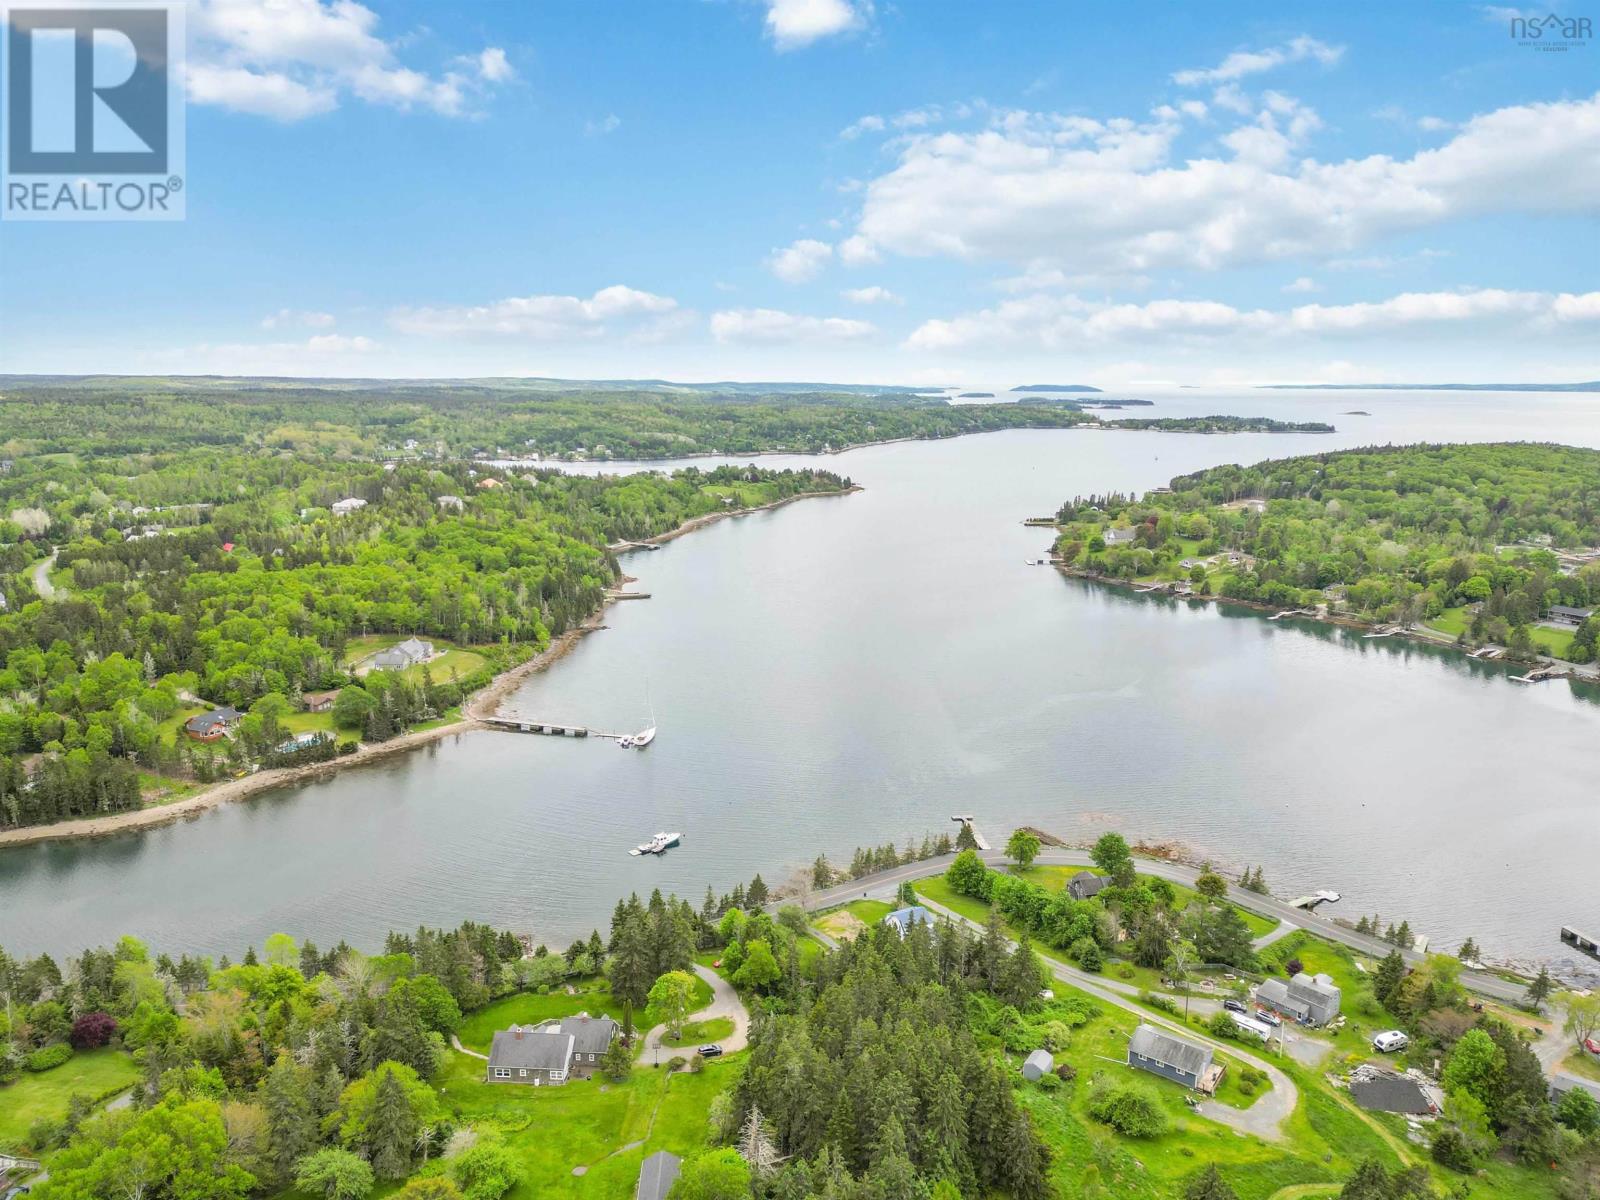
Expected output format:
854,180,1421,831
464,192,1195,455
636,1151,681,1200
1022,1049,1054,1081
882,906,934,939
1127,1023,1213,1090
1350,1071,1434,1115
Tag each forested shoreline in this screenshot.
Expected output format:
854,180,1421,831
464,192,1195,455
1051,442,1600,665
0,388,851,830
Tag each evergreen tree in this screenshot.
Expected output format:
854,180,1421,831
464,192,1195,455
1374,951,1406,1007
747,874,770,907
367,1067,418,1180
608,913,654,1040
1185,1163,1240,1200
262,1051,317,1184
1457,937,1479,963
1525,966,1552,1011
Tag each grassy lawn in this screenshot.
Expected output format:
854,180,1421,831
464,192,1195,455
1429,606,1581,661
153,702,211,748
457,980,626,1054
0,1048,140,1152
280,710,339,737
426,1040,737,1199
661,1017,734,1049
1561,1048,1600,1082
1426,606,1471,638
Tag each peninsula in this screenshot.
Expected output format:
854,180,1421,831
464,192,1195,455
1047,442,1600,668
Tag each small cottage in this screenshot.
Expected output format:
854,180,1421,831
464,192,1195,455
486,1025,574,1086
331,497,367,516
302,689,340,713
184,706,242,742
1127,1024,1214,1090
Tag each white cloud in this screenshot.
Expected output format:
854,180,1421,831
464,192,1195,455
390,285,679,339
841,285,900,304
1282,277,1319,294
906,287,1600,351
767,238,834,283
185,63,335,120
711,308,876,343
475,47,514,83
585,114,622,136
1172,35,1343,86
1418,115,1454,133
765,0,870,50
261,308,337,330
840,114,886,140
189,0,510,120
848,92,1600,277
837,234,881,266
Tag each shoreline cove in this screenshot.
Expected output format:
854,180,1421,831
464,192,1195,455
0,486,861,850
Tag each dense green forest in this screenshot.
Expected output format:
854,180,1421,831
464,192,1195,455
1052,443,1600,662
0,380,1098,461
0,394,848,828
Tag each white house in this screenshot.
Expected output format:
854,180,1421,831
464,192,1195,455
331,497,367,516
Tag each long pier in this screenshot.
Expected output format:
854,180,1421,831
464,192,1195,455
481,715,630,741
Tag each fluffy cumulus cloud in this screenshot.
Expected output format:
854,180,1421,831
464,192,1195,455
710,308,876,343
389,285,679,339
906,288,1600,351
1171,35,1343,86
847,91,1600,277
767,238,834,282
188,0,512,120
765,0,871,50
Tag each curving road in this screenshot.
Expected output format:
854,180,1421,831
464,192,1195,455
641,963,750,1056
31,549,59,599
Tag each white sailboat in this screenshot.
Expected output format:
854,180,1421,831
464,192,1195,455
619,686,656,749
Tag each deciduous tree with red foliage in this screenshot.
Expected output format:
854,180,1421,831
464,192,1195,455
70,1011,118,1049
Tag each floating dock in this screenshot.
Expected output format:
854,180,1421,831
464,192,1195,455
1269,608,1317,621
1289,890,1341,912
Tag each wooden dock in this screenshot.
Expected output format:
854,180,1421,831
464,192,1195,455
1269,608,1317,621
607,540,661,552
605,590,652,600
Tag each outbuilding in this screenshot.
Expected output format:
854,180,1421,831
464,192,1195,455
1022,1049,1054,1081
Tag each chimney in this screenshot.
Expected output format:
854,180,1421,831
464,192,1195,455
513,1025,523,1040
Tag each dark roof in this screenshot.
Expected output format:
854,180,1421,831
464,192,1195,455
1551,605,1593,618
1351,1073,1432,1115
487,1027,572,1072
1552,1073,1600,1103
1128,1024,1212,1077
558,1015,618,1057
1068,871,1111,897
636,1151,682,1200
184,706,241,732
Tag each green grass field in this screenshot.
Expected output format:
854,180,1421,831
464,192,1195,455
1428,606,1581,660
456,980,627,1054
342,635,489,683
0,1047,140,1152
660,1017,734,1048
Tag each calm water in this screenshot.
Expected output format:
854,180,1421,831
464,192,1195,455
4,389,1600,969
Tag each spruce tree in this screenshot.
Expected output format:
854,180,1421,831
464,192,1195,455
367,1067,418,1180
263,1051,317,1183
1185,1163,1240,1200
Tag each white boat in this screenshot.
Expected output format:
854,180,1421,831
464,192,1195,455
628,830,681,856
630,725,656,748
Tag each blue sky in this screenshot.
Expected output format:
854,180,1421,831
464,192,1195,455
1,0,1596,385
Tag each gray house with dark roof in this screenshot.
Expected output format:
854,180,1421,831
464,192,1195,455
1127,1024,1213,1090
636,1151,681,1200
559,1015,619,1076
1256,971,1341,1026
486,1025,574,1085
1067,871,1112,901
1550,605,1594,627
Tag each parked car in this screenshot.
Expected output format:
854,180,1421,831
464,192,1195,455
1253,1007,1282,1027
698,1044,724,1058
1373,1030,1410,1053
1223,998,1248,1015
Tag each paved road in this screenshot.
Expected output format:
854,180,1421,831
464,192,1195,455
788,850,1533,1006
642,963,749,1056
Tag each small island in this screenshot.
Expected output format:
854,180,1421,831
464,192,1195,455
957,391,995,398
1099,414,1333,434
1012,383,1103,393
1047,442,1600,668
1342,410,1372,415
